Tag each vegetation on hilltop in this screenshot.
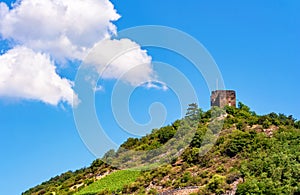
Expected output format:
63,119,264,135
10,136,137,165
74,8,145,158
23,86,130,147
23,103,300,195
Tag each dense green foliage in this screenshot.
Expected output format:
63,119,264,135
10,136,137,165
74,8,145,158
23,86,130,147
236,128,300,194
23,103,300,195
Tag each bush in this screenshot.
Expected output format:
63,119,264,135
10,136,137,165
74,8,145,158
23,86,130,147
190,127,207,148
158,126,176,144
236,121,247,130
262,119,271,129
223,131,253,157
148,188,158,195
294,120,300,129
207,174,227,195
236,178,261,194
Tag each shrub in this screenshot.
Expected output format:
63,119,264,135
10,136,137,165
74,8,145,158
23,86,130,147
262,119,271,129
207,174,227,195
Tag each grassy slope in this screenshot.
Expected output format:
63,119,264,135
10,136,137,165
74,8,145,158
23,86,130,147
75,170,140,195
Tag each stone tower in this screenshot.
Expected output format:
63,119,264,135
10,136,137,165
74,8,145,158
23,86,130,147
210,90,236,108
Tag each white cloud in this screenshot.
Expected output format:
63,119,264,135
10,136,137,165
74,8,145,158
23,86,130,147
86,39,156,86
0,0,120,61
144,81,169,91
0,46,78,106
0,0,161,107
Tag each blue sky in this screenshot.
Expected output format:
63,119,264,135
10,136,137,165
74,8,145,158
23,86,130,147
0,0,299,194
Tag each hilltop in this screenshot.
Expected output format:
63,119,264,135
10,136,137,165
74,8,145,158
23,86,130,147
23,103,300,195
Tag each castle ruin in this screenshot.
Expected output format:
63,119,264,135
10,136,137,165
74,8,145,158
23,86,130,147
210,90,236,108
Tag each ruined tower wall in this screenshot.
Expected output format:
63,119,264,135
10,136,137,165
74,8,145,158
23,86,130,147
210,90,236,108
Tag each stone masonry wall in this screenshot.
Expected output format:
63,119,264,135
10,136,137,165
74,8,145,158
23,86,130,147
211,90,236,108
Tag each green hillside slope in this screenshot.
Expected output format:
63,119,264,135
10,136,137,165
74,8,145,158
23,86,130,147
23,103,300,195
74,170,140,195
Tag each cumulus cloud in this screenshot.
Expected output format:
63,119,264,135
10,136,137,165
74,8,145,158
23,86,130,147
86,39,155,86
0,0,120,61
0,46,78,106
0,0,160,106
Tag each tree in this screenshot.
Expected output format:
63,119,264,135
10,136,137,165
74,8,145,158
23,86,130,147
185,103,202,121
102,149,116,164
158,126,176,144
225,105,236,115
190,127,207,148
121,138,139,149
238,102,250,112
90,159,104,170
295,120,300,129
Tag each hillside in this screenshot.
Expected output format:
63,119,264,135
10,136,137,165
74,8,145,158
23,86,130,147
23,103,300,195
